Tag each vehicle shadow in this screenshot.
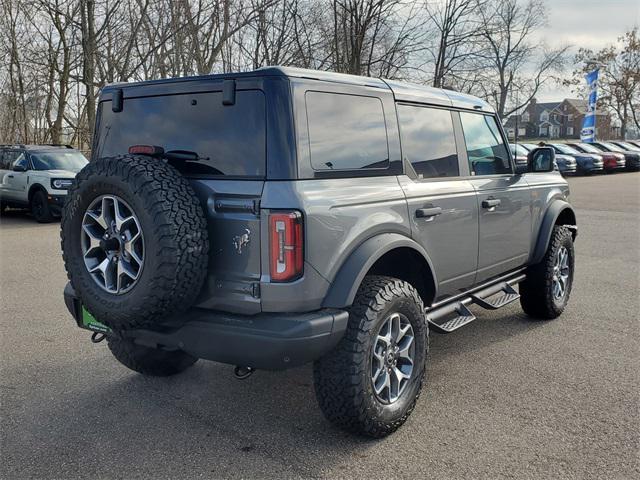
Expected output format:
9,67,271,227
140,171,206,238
0,208,58,228
10,307,547,477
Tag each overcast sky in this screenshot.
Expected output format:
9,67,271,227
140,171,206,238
535,0,640,101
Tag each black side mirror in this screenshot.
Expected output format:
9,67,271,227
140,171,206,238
527,147,555,173
13,164,27,172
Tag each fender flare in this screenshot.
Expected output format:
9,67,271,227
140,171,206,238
531,200,577,264
27,183,47,203
322,233,437,309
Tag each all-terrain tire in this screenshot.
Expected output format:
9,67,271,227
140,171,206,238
313,275,428,438
31,190,55,223
61,154,209,330
520,225,575,319
107,336,197,376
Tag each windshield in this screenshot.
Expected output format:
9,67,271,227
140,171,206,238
552,144,580,155
520,143,535,151
576,143,601,154
617,142,638,150
31,151,88,172
598,142,620,151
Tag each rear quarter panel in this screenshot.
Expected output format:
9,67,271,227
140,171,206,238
259,177,411,311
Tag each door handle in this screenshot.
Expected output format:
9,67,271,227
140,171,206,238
7,175,14,178
416,206,442,218
482,198,501,209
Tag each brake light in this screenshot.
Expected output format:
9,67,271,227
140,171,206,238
128,145,164,156
269,211,303,282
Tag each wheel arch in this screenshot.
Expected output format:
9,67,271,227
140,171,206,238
531,200,577,265
27,183,48,204
322,233,438,309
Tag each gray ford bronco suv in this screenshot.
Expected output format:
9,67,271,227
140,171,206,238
61,67,577,437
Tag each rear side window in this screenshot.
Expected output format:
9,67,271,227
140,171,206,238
1,151,18,170
460,112,511,176
305,92,389,171
96,90,266,178
397,105,459,179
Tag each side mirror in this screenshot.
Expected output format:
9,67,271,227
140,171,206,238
527,147,555,173
13,164,27,172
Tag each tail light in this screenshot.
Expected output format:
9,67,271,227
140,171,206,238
269,211,303,282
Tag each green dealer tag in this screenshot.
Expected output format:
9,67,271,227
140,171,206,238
81,307,111,333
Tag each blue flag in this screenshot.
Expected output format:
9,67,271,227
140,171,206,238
580,69,599,142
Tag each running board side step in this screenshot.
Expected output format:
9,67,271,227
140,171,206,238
427,274,525,334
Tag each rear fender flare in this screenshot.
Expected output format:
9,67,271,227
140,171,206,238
322,233,437,308
531,200,577,264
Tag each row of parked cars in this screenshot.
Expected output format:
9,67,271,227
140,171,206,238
510,140,640,175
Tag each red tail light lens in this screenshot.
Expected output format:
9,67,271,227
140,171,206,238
269,211,303,282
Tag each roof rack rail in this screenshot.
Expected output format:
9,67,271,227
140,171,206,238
0,144,26,149
42,143,74,149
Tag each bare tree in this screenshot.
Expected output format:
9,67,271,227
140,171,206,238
425,0,487,89
476,0,568,119
567,28,640,138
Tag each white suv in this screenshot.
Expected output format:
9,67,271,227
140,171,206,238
0,145,88,222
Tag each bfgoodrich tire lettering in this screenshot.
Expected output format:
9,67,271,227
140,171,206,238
313,275,428,438
61,154,209,330
520,225,575,319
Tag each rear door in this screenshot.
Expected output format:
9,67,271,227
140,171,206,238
397,104,479,300
95,86,267,314
459,111,532,283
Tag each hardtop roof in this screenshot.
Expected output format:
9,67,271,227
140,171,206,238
100,65,494,113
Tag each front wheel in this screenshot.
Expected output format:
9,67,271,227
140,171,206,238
107,336,198,376
313,276,428,437
31,190,54,223
520,225,575,319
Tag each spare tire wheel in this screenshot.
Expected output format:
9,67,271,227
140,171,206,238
61,154,209,330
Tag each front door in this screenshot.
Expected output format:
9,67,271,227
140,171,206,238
458,111,532,283
5,152,29,202
397,104,479,300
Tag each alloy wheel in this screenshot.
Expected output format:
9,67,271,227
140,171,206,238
371,312,415,404
552,246,570,300
81,195,144,294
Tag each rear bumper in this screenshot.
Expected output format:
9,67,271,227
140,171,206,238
64,283,348,370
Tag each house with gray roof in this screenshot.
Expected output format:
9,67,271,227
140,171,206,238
504,98,617,140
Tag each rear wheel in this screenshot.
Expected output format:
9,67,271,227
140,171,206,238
107,336,197,376
313,275,428,437
520,225,575,319
31,190,54,223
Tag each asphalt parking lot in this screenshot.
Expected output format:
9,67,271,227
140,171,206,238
1,172,638,479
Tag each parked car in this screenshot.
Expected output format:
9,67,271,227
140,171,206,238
567,142,623,173
608,141,640,169
625,140,640,149
516,143,573,174
60,67,577,438
0,144,88,222
590,141,639,171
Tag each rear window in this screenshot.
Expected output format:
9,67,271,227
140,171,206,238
96,90,266,178
397,105,459,179
305,91,389,171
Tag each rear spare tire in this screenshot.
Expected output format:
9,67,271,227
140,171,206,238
61,154,209,330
